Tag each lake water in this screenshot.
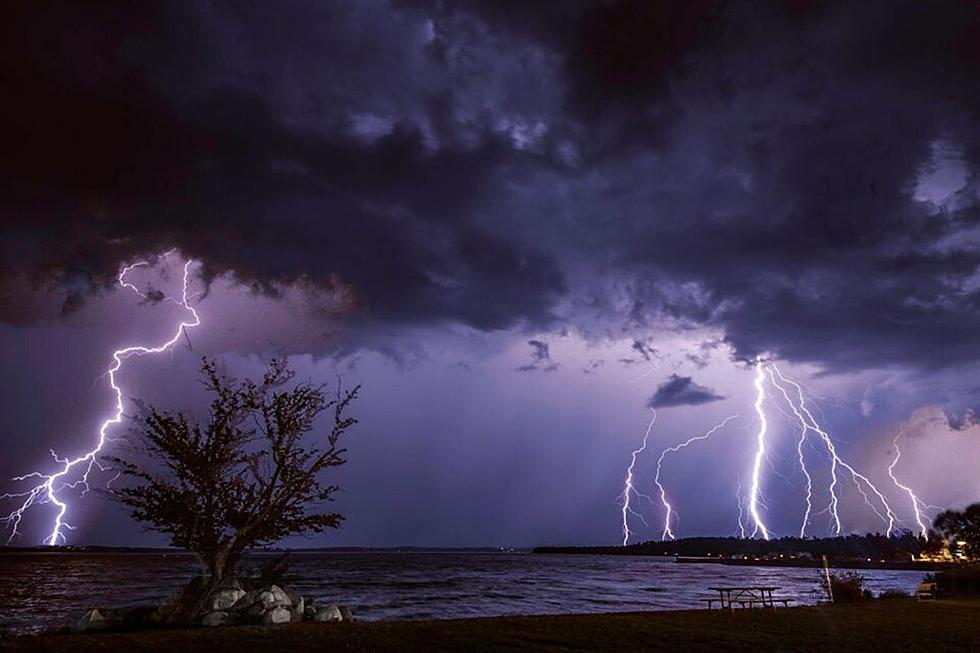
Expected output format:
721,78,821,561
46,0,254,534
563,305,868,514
0,551,928,635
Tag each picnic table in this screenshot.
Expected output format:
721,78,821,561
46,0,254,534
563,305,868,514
701,586,792,610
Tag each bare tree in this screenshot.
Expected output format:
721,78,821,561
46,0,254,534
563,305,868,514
109,358,359,581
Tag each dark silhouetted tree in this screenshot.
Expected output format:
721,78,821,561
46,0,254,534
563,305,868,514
109,358,359,581
933,503,980,559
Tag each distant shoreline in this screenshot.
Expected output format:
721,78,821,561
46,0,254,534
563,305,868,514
527,550,954,572
672,555,954,572
532,534,960,572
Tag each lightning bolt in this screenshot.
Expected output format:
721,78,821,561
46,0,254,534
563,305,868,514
734,479,747,539
748,359,771,540
793,403,814,538
654,414,739,540
887,432,932,536
1,253,200,545
768,364,898,536
620,410,657,546
765,366,840,534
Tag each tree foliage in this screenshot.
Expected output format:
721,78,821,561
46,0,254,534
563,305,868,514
109,358,360,579
933,503,980,559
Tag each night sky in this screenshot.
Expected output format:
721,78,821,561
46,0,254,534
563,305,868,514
3,1,980,547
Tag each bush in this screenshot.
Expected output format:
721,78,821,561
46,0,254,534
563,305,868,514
933,564,980,596
818,570,872,603
877,589,910,600
250,553,294,587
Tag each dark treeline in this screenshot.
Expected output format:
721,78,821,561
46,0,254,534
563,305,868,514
534,532,934,561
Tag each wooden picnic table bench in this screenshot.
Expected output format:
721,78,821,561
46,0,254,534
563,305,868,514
702,586,792,610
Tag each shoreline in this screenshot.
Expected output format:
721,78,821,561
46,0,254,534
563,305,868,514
3,600,979,652
672,556,953,572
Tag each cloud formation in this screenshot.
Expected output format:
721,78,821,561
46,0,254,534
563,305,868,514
517,339,559,372
3,0,980,376
648,374,725,409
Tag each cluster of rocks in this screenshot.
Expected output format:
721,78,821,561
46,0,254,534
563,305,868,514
197,575,353,627
74,575,353,632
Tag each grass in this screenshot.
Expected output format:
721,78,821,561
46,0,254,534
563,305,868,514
2,600,979,652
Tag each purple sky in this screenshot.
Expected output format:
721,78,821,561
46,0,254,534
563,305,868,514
3,1,980,547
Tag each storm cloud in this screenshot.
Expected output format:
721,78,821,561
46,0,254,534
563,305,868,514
6,1,980,545
648,374,725,409
4,0,980,375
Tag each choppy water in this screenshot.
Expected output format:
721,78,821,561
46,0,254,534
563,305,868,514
0,551,927,635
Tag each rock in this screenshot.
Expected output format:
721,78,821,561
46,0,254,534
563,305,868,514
233,590,257,610
304,599,317,620
339,606,355,622
210,588,246,611
213,576,244,592
284,587,301,605
257,584,292,609
312,605,343,623
201,611,231,627
263,607,292,624
75,609,109,632
290,596,305,622
242,602,268,625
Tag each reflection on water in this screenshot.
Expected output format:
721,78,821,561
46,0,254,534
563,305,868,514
0,552,927,635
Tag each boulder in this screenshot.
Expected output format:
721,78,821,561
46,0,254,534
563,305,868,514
257,585,292,610
233,590,257,610
312,605,343,623
339,606,355,622
284,587,302,605
304,599,317,620
263,607,292,624
210,588,246,611
290,596,305,622
242,602,268,624
200,611,231,627
213,576,244,592
75,609,109,632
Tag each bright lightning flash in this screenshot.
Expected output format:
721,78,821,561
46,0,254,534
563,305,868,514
748,359,771,540
620,411,657,546
768,364,899,536
654,415,739,540
887,432,932,536
1,254,199,545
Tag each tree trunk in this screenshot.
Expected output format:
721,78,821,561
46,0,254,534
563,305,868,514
209,548,229,580
222,546,242,578
180,543,236,624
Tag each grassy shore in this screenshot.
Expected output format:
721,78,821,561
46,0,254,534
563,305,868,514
3,600,979,652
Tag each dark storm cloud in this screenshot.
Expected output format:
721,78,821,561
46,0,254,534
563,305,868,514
648,374,725,409
4,0,980,374
0,1,565,332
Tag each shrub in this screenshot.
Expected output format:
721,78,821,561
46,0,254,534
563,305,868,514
251,553,294,587
933,564,980,596
818,570,871,603
877,589,910,600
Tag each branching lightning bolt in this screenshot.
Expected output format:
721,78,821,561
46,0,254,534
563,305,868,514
654,414,739,540
1,254,200,545
748,359,771,540
887,432,932,536
769,364,898,536
620,410,657,546
793,404,814,538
